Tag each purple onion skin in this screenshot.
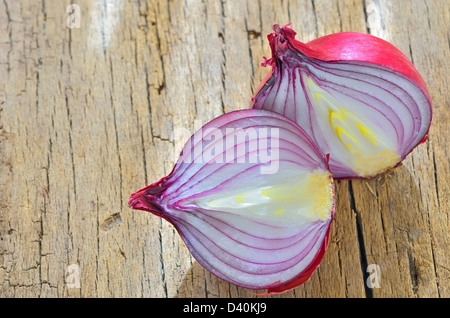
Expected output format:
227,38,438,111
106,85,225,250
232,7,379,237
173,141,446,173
129,109,335,294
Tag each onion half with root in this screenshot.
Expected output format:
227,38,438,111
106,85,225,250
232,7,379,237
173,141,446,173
129,109,335,294
252,24,432,179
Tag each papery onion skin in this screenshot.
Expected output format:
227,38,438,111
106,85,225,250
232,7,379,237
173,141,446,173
267,25,430,97
252,24,432,179
129,109,335,294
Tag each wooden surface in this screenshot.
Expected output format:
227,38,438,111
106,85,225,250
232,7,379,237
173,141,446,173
0,0,448,298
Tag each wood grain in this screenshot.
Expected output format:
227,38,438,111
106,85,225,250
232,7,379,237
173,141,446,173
0,0,448,298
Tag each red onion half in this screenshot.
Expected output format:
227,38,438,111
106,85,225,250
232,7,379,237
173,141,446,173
130,109,335,294
252,24,432,179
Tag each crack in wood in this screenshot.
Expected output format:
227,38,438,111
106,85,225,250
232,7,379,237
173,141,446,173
348,180,373,298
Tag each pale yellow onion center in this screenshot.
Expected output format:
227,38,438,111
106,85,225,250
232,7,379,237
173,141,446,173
306,77,400,177
195,170,333,225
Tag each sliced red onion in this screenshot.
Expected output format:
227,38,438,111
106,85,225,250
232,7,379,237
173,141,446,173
129,109,335,294
252,24,432,179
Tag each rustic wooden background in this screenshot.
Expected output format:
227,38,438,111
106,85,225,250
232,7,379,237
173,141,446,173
0,0,448,298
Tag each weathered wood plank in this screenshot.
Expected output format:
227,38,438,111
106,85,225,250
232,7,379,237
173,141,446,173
0,0,448,298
